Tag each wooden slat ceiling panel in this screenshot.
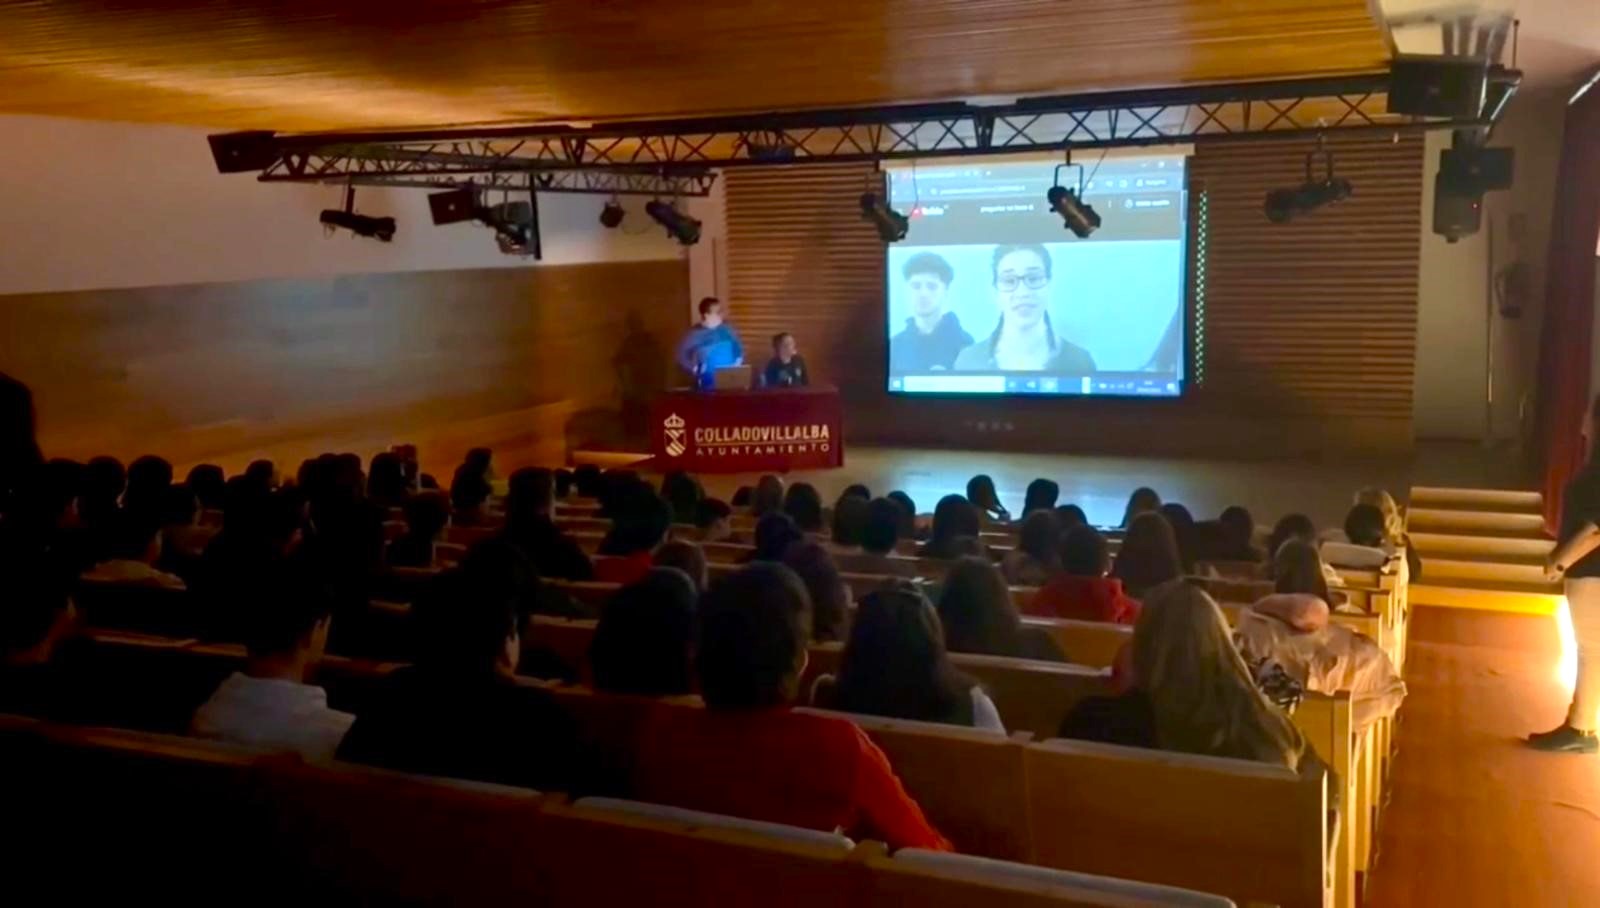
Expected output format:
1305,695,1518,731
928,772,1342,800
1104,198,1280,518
0,1,1389,129
724,134,1424,443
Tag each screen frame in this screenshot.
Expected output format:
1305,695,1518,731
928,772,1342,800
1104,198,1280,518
879,151,1193,402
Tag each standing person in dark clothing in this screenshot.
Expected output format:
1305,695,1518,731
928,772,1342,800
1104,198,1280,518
762,333,810,388
499,467,594,582
1533,395,1600,754
889,253,973,372
338,570,583,790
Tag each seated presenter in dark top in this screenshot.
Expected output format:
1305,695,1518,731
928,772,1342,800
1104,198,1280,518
762,332,810,388
953,244,1097,373
889,252,973,372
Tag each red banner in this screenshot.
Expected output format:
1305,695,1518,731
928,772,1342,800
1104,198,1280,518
650,387,845,474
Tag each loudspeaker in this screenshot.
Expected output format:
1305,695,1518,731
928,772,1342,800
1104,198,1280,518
1441,145,1514,193
1432,172,1483,243
207,131,280,173
428,187,478,225
1389,55,1489,118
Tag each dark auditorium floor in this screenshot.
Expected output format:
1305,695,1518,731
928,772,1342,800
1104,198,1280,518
1366,607,1600,907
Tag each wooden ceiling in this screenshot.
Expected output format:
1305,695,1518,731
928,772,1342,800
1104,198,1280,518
0,1,1391,131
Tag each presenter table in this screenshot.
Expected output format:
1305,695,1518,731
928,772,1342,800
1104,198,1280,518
651,387,844,474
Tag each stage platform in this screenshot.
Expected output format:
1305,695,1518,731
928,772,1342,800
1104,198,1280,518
571,440,1535,530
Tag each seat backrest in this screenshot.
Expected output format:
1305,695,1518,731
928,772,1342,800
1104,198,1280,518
1020,617,1131,670
1024,739,1325,908
886,849,1237,908
797,707,1032,861
947,653,1113,739
574,797,857,850
526,615,601,682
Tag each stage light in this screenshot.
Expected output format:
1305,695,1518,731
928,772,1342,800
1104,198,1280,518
319,186,395,242
1263,141,1353,223
1046,157,1100,239
859,192,909,243
599,198,625,229
478,200,537,255
1045,186,1100,239
645,199,701,246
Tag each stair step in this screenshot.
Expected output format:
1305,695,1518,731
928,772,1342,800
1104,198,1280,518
1409,582,1563,616
1406,508,1547,536
1408,486,1543,512
1420,558,1557,586
1406,532,1554,560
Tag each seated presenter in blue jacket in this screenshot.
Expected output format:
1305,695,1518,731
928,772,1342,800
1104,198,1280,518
676,297,745,389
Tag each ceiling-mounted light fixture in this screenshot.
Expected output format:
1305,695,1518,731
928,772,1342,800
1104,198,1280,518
1264,136,1353,223
859,191,909,243
319,185,395,242
1046,153,1100,239
599,196,625,229
645,199,701,246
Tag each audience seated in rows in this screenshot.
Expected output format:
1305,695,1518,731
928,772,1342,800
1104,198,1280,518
594,489,673,585
0,372,43,512
450,450,495,526
244,459,279,491
1273,540,1336,606
938,557,1066,662
1265,513,1316,563
1027,524,1140,624
629,562,950,850
1112,512,1183,600
829,493,869,551
80,455,126,549
782,540,852,642
653,539,709,592
590,567,699,697
783,482,824,534
338,569,582,790
387,493,450,568
190,560,352,760
367,452,409,511
1054,503,1087,529
1022,477,1060,518
693,497,733,543
573,463,603,499
1000,510,1060,586
185,464,226,511
124,454,173,522
502,467,594,582
0,561,93,722
750,512,804,562
1120,486,1161,528
818,582,1004,732
158,483,208,568
840,483,871,502
660,469,703,525
922,495,984,560
886,490,919,539
1159,502,1198,572
1059,580,1327,787
553,467,574,499
966,473,1010,525
1215,505,1263,563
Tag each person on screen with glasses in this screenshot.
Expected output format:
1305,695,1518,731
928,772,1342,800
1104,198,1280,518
954,244,1096,374
889,253,974,372
762,333,810,388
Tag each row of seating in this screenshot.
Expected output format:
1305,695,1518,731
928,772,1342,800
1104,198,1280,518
0,712,1242,907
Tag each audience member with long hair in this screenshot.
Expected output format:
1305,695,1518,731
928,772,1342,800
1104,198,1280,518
782,540,852,642
1060,580,1324,782
921,494,983,560
0,372,43,519
965,473,1010,524
1264,513,1316,563
820,583,1003,731
630,563,950,850
387,493,450,568
750,511,804,562
1001,509,1060,586
501,467,593,581
652,539,709,593
937,556,1065,662
1022,478,1060,517
1216,505,1264,563
886,491,919,539
829,493,869,551
1111,512,1183,599
1028,524,1140,624
1120,486,1161,528
783,482,824,533
751,474,785,518
659,470,703,525
590,568,698,697
1158,502,1197,572
1273,539,1333,604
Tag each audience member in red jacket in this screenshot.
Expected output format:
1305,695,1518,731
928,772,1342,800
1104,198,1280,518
1026,524,1141,625
631,562,951,851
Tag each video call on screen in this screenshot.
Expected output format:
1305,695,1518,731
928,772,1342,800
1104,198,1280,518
884,148,1188,398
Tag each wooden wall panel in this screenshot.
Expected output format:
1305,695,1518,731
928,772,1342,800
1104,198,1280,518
724,135,1424,457
0,260,687,474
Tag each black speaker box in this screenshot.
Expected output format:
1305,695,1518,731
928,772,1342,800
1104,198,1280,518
428,188,479,225
1432,172,1483,243
1389,55,1489,118
207,131,280,173
1441,145,1514,193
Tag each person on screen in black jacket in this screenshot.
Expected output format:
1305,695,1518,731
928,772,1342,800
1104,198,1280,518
889,252,973,372
954,244,1096,374
762,332,810,388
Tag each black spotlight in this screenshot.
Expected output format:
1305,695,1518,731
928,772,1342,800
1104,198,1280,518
1264,142,1353,223
478,200,537,255
1046,160,1100,239
645,199,701,246
859,192,909,243
599,198,625,229
319,186,395,242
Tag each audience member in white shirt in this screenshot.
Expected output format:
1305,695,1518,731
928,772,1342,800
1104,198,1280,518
191,565,353,760
81,515,186,590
